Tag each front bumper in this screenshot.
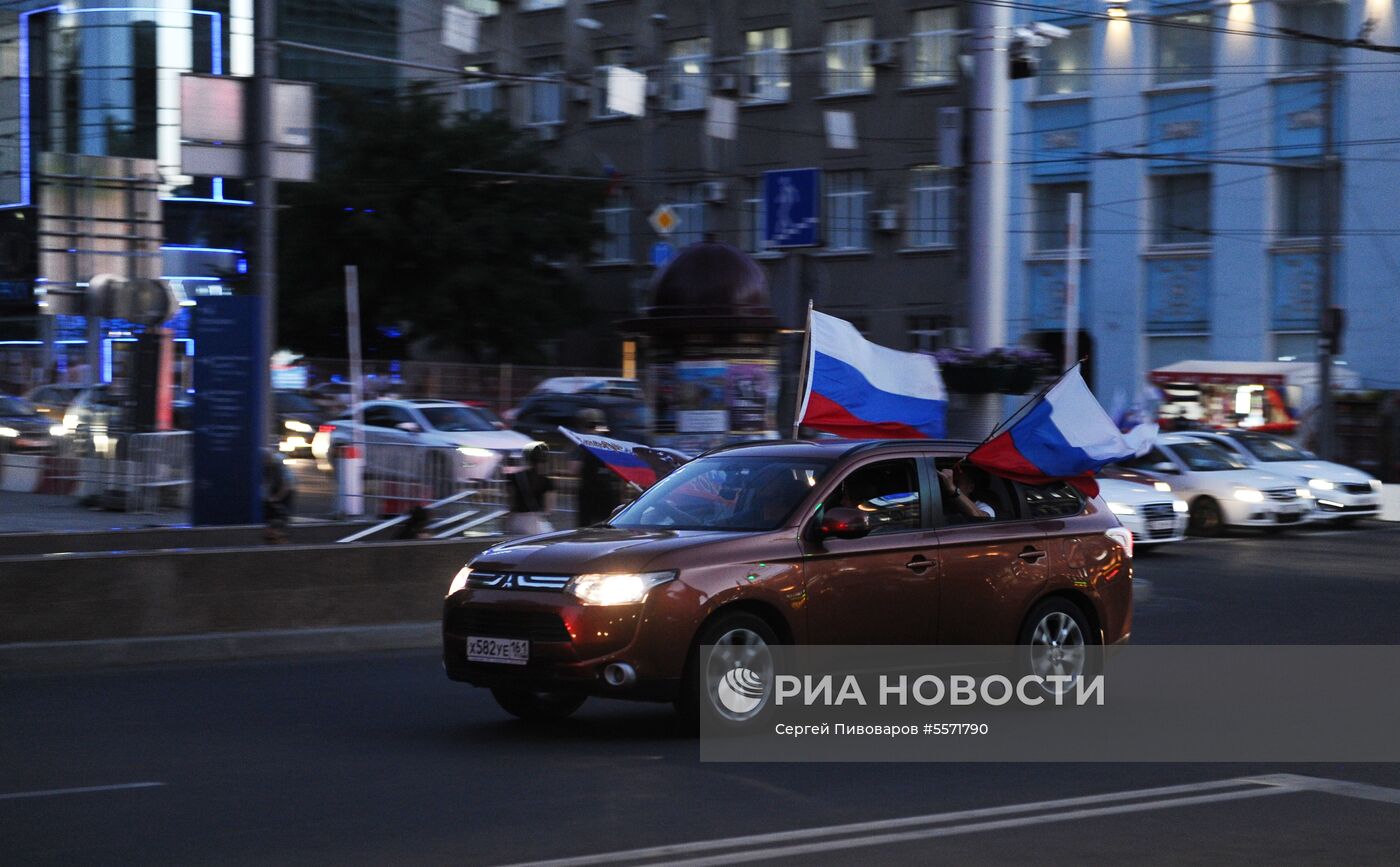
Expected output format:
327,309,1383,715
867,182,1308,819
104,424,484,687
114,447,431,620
1219,496,1310,528
1307,490,1381,521
1117,510,1188,545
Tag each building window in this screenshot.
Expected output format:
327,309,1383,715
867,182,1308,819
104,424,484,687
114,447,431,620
671,185,706,248
667,38,710,111
825,18,874,95
593,48,629,119
908,166,956,248
1031,182,1089,251
908,314,952,352
826,171,870,251
462,67,495,115
596,192,631,263
1038,26,1091,96
1278,167,1324,238
1155,11,1213,84
1280,1,1346,70
1151,174,1211,245
743,181,768,253
908,8,957,87
528,58,563,125
744,27,790,103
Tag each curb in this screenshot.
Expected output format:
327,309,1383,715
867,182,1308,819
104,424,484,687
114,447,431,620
0,622,440,674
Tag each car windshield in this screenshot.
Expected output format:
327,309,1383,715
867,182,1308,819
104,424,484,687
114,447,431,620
0,397,36,416
611,456,831,532
1232,434,1316,462
420,405,496,432
605,402,652,429
1167,441,1247,472
275,393,318,414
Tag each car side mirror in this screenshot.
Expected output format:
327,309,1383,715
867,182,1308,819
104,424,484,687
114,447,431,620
820,507,872,540
396,422,421,433
1152,461,1180,474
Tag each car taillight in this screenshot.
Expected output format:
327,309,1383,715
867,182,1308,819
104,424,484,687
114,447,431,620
1105,527,1133,559
318,424,335,434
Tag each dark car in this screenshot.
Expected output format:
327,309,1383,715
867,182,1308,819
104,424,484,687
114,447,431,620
443,439,1133,726
512,393,652,447
24,384,86,423
0,394,58,454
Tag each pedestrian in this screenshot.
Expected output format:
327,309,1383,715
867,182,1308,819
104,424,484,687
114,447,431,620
262,450,296,543
571,408,621,527
504,443,555,536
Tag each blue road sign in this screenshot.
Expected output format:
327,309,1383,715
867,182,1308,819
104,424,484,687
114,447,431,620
650,241,675,268
763,168,821,248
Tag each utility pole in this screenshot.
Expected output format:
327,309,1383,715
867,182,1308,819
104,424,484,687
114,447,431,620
1064,191,1082,372
1316,45,1338,460
254,0,278,444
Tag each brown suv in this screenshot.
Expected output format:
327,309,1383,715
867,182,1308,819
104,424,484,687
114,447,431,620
443,439,1132,723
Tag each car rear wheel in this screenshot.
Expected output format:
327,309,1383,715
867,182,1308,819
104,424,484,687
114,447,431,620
489,687,586,722
1018,598,1098,699
1189,496,1223,537
676,612,779,733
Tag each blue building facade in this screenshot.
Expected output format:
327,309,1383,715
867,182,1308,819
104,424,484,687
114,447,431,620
1006,0,1400,405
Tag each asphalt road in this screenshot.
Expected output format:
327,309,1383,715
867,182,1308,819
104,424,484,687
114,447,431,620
4,524,1400,866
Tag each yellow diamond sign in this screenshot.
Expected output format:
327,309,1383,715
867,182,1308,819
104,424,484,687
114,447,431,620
649,204,680,236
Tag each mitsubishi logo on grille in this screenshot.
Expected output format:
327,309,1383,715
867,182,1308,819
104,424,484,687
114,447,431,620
499,574,517,588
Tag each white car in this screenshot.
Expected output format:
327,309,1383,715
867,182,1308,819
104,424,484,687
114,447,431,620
1097,470,1189,547
1181,430,1382,524
312,399,540,486
1115,433,1311,535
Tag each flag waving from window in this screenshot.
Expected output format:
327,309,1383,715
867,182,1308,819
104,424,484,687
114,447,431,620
797,310,947,439
968,366,1157,498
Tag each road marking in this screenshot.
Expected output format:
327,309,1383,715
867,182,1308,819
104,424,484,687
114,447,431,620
495,777,1292,867
0,781,165,802
500,774,1400,867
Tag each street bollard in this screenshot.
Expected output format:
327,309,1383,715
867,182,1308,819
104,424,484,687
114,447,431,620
335,443,365,517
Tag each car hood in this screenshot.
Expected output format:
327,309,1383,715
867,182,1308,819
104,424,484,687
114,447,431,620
1189,468,1298,489
471,526,752,574
427,429,539,450
1098,478,1176,505
1253,459,1373,484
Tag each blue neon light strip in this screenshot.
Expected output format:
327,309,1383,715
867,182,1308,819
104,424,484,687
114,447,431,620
162,245,245,254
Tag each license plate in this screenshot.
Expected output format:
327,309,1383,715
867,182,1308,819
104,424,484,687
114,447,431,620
467,636,529,665
1148,518,1175,532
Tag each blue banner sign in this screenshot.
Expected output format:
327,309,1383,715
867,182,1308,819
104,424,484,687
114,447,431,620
192,294,265,525
763,168,821,248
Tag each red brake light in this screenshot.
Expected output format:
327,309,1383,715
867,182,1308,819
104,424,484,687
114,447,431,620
318,424,335,434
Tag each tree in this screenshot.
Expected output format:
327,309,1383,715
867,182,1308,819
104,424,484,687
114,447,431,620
277,93,606,362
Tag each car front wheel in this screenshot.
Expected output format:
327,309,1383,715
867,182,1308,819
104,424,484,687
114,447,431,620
1189,496,1224,536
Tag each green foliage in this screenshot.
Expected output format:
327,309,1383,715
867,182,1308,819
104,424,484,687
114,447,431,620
278,93,606,361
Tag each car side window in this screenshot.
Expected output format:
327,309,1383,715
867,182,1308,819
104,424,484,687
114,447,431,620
362,406,394,428
934,458,1019,523
1119,447,1171,472
828,459,921,534
1019,482,1084,519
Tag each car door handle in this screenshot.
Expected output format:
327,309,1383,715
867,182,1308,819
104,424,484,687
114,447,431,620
1018,547,1047,563
905,556,934,574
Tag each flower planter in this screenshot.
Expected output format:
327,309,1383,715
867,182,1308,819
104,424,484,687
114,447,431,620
1001,364,1041,395
942,364,1011,395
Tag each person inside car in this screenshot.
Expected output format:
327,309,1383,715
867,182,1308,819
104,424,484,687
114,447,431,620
940,461,996,521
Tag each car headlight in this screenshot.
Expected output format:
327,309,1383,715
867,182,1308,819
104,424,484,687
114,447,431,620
567,570,676,606
1153,481,1172,493
284,419,314,433
0,426,17,438
1172,500,1189,513
49,424,65,437
458,446,495,459
1233,488,1264,503
447,565,472,596
1369,479,1383,493
1106,501,1135,516
1308,478,1334,491
1295,488,1312,499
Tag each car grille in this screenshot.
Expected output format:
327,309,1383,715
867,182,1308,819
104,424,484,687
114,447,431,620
1265,488,1298,502
445,607,572,643
1138,502,1178,539
468,571,571,591
1338,482,1373,496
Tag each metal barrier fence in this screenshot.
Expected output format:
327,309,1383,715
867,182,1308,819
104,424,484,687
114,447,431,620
40,430,192,513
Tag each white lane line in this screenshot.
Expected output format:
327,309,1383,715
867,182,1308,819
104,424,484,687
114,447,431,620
1252,773,1400,806
495,777,1281,867
0,782,165,802
649,787,1299,867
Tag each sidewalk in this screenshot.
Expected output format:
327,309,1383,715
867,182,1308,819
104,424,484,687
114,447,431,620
0,489,192,534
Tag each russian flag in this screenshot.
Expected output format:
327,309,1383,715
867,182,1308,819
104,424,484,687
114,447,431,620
798,310,947,439
969,367,1157,497
559,427,689,490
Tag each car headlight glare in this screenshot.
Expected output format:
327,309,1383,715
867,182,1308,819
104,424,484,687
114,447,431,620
567,571,676,606
49,424,65,437
458,446,495,458
1308,478,1334,491
1106,501,1135,516
1172,499,1189,513
1153,481,1172,493
0,426,17,438
447,566,472,596
284,419,314,433
1369,479,1383,493
1233,488,1264,503
1295,488,1311,499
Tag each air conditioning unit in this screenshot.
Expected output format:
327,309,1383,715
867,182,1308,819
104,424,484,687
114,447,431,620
712,73,738,94
871,208,899,233
535,124,561,142
868,39,898,68
569,84,590,104
701,180,726,204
